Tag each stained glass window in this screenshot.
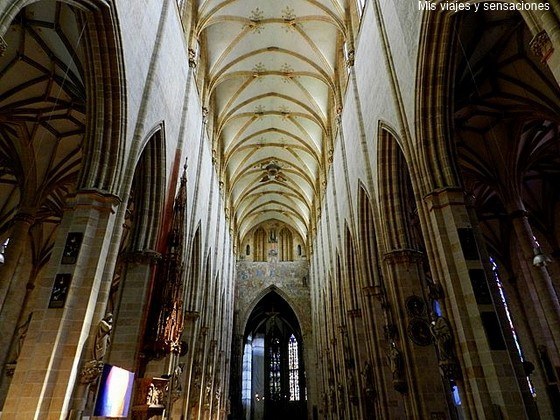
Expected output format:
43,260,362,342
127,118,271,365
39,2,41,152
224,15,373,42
242,336,252,407
269,337,281,400
288,334,300,401
0,238,9,264
490,257,536,396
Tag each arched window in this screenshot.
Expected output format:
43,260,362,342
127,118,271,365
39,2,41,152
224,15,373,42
246,244,250,256
490,257,536,396
269,336,282,400
0,238,9,264
288,334,300,401
254,227,267,261
279,228,293,261
297,244,302,257
242,335,253,407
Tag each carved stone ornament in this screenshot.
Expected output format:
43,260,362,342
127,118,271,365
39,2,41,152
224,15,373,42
188,48,198,68
79,360,104,384
530,30,554,62
386,341,407,394
430,315,461,379
0,36,7,56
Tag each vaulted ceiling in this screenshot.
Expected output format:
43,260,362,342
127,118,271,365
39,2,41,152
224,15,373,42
195,0,350,245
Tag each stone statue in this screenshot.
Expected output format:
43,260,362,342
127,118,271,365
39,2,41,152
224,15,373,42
361,361,376,405
386,342,402,378
430,315,453,361
93,313,113,361
386,341,407,393
80,313,113,385
430,314,460,379
328,384,336,412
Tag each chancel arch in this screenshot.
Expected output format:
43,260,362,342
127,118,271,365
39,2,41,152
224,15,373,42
2,0,560,419
241,291,307,420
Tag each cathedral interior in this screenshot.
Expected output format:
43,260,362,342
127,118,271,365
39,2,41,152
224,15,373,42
1,0,560,419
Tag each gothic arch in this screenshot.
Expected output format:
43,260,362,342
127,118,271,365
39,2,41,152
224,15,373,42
344,225,359,309
128,127,166,252
358,185,380,289
253,227,267,262
377,125,418,251
279,227,293,261
239,286,306,340
186,224,202,311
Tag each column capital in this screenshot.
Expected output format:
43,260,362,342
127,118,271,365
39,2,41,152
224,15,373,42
347,308,362,318
508,209,529,220
383,248,423,265
530,30,554,63
13,211,36,225
70,189,121,213
423,187,465,211
124,250,162,264
185,310,200,321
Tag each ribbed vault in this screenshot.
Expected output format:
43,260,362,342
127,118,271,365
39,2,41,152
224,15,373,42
0,1,84,264
196,0,349,246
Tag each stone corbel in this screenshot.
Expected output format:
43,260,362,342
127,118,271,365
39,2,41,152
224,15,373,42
188,48,198,68
383,248,423,266
530,30,554,63
0,36,7,56
125,250,162,265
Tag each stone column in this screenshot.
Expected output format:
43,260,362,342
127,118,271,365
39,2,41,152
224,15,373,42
108,250,161,370
423,187,526,419
1,189,119,419
508,211,560,356
383,249,448,419
0,211,35,308
360,285,392,418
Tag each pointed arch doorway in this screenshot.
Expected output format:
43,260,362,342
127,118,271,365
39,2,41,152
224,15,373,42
241,291,307,420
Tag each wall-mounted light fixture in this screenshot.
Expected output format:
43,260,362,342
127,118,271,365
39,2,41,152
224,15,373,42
532,246,552,267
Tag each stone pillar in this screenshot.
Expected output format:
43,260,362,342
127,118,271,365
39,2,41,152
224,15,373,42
0,211,35,308
424,187,526,419
532,16,560,84
383,249,448,419
107,250,161,370
1,189,119,419
508,211,560,356
360,286,392,418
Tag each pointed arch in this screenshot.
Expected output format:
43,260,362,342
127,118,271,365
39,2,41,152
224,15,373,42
129,127,166,251
0,0,127,194
186,224,202,311
239,286,306,337
253,227,267,262
279,227,293,261
358,184,380,289
344,224,359,309
377,125,417,251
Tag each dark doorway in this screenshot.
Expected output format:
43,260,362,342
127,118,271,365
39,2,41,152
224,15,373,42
241,292,307,420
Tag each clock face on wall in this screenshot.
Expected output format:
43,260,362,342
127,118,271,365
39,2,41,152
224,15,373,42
405,295,426,317
407,318,433,347
61,232,83,265
48,274,72,308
